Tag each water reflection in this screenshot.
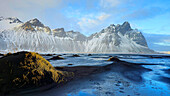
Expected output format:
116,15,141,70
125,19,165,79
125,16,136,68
67,90,96,96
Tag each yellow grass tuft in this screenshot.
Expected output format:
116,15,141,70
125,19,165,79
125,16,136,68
0,51,74,94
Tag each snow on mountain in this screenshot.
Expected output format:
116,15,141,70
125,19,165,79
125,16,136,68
0,17,154,53
52,28,87,41
85,22,153,53
0,30,85,52
0,16,23,31
14,18,52,35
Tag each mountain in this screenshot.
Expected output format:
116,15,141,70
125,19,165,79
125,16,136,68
0,17,23,31
0,17,154,53
14,18,52,34
0,17,23,50
86,22,153,53
52,28,87,41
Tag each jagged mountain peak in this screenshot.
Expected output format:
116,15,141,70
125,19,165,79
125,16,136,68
31,18,39,21
27,18,44,27
66,30,87,40
121,21,132,30
53,28,82,35
110,24,115,26
100,21,132,35
111,21,132,35
122,21,130,26
0,16,23,23
53,28,65,32
13,18,51,34
53,28,66,37
67,30,80,34
52,28,87,41
0,17,154,53
0,16,23,31
88,21,148,48
20,22,35,31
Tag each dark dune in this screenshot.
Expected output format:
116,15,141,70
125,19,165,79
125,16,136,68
72,54,80,57
0,51,74,95
3,52,12,56
88,54,92,56
109,62,151,82
55,65,110,78
57,54,62,56
139,54,170,59
108,56,161,65
40,54,54,56
112,54,170,59
55,58,152,82
47,56,64,61
0,53,3,56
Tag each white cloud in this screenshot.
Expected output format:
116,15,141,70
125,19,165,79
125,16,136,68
78,13,110,34
98,13,111,21
154,39,170,46
154,42,170,46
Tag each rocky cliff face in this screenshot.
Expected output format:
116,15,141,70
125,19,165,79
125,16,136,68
85,22,151,53
0,17,154,53
126,30,148,47
88,22,148,47
53,28,66,37
52,28,87,41
14,18,52,35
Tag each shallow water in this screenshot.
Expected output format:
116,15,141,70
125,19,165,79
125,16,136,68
34,54,170,96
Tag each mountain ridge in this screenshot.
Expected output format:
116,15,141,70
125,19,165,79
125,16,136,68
0,17,154,53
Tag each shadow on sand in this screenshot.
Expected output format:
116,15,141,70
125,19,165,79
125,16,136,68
55,58,153,83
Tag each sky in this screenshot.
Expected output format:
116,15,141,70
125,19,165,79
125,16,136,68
0,0,170,51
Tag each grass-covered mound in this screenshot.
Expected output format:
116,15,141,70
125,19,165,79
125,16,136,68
108,57,120,62
0,51,74,94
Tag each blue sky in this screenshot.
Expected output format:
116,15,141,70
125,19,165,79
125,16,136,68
0,0,170,51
